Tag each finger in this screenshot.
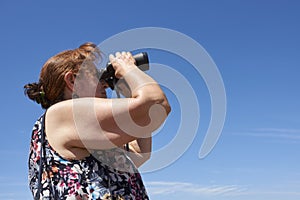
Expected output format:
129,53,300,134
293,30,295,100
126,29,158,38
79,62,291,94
109,54,116,62
115,52,121,57
127,52,135,62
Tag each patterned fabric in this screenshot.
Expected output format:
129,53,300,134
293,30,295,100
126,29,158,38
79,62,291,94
28,115,149,200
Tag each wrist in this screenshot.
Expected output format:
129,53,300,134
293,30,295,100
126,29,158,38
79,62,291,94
121,68,156,94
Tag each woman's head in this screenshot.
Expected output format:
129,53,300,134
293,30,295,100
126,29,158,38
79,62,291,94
24,42,104,109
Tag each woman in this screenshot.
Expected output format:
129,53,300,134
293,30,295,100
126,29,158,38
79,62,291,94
24,42,171,199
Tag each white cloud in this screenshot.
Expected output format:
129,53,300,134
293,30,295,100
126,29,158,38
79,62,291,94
145,181,246,197
145,181,300,199
233,128,300,141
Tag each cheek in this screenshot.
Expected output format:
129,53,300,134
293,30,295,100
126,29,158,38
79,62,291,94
74,80,90,94
74,76,100,96
85,80,100,95
74,81,82,92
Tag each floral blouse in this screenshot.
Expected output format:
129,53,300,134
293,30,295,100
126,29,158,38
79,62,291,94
28,115,149,200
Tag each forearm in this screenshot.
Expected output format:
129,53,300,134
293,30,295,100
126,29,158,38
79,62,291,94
123,68,171,124
110,52,171,128
123,68,164,101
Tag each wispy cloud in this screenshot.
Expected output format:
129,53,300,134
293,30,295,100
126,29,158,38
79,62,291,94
233,128,300,141
145,181,300,199
145,181,246,197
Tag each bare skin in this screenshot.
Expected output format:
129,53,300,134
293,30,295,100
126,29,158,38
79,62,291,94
45,52,171,167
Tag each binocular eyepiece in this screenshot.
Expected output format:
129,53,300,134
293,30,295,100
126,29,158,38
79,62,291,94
99,52,149,90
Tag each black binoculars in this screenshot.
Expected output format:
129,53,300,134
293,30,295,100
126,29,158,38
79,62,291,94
99,52,149,90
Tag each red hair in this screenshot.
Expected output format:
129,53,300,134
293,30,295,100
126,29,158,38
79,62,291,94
24,42,101,109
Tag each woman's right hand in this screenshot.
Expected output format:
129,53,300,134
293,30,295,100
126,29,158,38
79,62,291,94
109,52,137,79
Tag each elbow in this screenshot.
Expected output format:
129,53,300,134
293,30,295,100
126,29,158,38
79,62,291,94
164,100,171,116
158,97,171,120
148,99,171,131
159,92,171,116
132,93,171,132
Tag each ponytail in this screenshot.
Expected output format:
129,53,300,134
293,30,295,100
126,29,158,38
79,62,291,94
24,81,51,109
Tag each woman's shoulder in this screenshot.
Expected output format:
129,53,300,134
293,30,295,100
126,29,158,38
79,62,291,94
47,99,72,113
46,97,104,116
45,99,77,125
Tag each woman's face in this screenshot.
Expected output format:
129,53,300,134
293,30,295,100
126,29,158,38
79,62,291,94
74,66,108,98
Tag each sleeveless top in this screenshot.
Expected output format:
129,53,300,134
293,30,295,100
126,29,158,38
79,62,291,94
28,115,149,200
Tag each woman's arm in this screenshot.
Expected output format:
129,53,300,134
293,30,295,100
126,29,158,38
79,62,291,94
45,52,170,159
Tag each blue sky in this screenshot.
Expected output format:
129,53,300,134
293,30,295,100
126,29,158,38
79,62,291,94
1,0,300,199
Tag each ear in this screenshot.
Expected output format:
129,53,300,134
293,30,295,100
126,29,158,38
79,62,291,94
64,71,76,92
